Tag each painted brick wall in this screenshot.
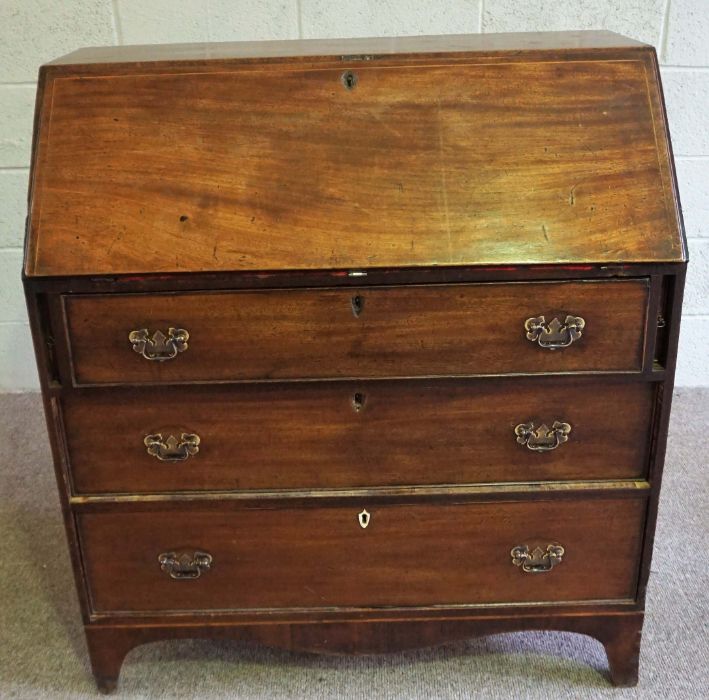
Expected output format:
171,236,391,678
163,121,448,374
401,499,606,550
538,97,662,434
0,1,706,390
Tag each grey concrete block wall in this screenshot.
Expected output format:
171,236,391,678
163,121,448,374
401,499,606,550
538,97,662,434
481,0,667,45
0,0,117,83
0,171,26,249
116,1,299,44
0,85,35,166
662,69,709,155
666,0,709,65
300,1,482,38
0,0,707,390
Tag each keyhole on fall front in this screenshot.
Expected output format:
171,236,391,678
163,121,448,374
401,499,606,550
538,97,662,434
341,70,358,90
358,509,370,529
351,295,364,317
352,392,366,412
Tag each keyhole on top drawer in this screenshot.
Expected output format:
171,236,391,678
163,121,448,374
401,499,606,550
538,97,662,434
341,70,358,90
351,295,364,317
352,392,366,412
358,509,370,529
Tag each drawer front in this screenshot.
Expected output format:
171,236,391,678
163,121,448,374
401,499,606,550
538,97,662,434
64,378,653,494
64,280,648,385
78,497,646,614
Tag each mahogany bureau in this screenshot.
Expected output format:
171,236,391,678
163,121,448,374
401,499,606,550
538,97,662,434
23,31,686,692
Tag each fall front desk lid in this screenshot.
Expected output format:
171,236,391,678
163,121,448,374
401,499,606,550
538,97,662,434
25,32,685,277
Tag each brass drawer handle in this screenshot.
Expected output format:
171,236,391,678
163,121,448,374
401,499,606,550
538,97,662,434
144,433,200,461
511,544,565,573
515,421,571,452
128,327,189,361
158,550,212,580
524,315,585,349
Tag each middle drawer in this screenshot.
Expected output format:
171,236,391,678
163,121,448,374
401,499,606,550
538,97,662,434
63,377,653,494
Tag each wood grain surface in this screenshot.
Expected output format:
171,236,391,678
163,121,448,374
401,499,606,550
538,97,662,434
78,497,646,613
63,377,654,494
21,31,688,692
84,612,644,692
27,47,683,276
64,280,649,384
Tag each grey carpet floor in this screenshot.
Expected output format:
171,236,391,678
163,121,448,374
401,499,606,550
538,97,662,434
0,390,707,699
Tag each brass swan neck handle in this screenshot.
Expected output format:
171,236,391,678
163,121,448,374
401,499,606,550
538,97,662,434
144,433,200,462
525,315,585,349
515,421,571,452
511,544,565,573
129,327,189,361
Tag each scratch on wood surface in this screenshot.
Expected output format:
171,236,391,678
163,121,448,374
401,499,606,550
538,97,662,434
569,184,577,206
542,224,550,242
371,110,404,140
106,233,121,255
437,98,452,262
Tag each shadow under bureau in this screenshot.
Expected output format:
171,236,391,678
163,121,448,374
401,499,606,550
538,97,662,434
23,31,686,692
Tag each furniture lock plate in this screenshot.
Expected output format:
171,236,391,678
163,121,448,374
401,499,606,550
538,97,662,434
341,70,358,90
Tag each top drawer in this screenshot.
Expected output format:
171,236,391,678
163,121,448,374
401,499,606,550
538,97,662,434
64,279,648,385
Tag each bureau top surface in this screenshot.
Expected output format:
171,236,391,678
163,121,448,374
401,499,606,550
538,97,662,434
25,31,685,277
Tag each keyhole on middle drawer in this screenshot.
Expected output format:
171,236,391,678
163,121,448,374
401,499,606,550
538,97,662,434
352,392,366,412
351,295,364,317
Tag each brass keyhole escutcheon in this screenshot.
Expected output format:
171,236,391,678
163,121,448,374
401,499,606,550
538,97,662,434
358,509,370,528
352,392,366,412
341,70,358,90
351,295,364,317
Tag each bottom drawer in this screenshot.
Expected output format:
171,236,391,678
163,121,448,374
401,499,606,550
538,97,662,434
78,497,646,614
